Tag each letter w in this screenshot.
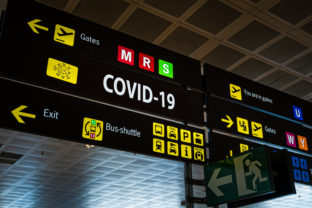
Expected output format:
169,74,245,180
287,134,295,144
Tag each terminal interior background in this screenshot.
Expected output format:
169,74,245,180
0,0,312,207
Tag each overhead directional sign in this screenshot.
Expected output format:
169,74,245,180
0,78,206,164
205,147,274,206
207,96,312,154
204,64,312,125
0,37,204,125
1,0,202,90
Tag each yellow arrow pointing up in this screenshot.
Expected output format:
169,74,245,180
221,115,234,128
11,105,36,124
27,19,49,34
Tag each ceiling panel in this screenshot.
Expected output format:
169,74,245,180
143,0,196,17
269,0,312,25
287,52,312,75
231,58,273,80
259,37,308,63
0,0,7,10
119,8,171,42
35,0,67,10
201,45,245,69
160,26,208,56
73,0,129,27
301,21,312,35
228,21,280,51
283,80,312,97
242,183,312,208
258,70,297,89
249,0,261,4
186,0,241,34
0,129,186,208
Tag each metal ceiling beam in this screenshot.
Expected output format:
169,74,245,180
63,0,80,13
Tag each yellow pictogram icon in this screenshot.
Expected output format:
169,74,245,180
230,83,242,101
181,144,192,159
46,58,78,84
54,24,75,46
167,126,178,140
153,122,164,137
227,150,233,158
251,121,263,139
167,141,179,156
236,117,249,135
11,105,36,124
82,117,104,141
194,147,205,162
153,138,165,154
193,132,204,146
240,143,249,153
180,129,191,143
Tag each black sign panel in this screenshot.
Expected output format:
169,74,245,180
204,64,312,126
207,96,312,155
209,132,261,162
0,78,206,164
0,37,204,125
209,132,312,187
1,0,202,90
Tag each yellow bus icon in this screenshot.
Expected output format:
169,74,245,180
82,117,104,141
153,122,164,137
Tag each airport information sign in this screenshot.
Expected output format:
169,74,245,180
0,78,206,164
205,147,273,206
0,37,203,125
204,64,312,125
207,97,312,154
1,0,202,90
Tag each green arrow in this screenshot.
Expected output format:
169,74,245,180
208,168,233,197
221,115,234,128
27,19,49,34
11,105,36,124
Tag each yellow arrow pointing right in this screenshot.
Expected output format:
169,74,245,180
27,19,49,34
11,105,36,124
221,115,234,128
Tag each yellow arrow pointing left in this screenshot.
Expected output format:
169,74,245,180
27,19,49,34
11,105,36,124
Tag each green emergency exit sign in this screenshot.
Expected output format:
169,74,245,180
204,147,274,206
